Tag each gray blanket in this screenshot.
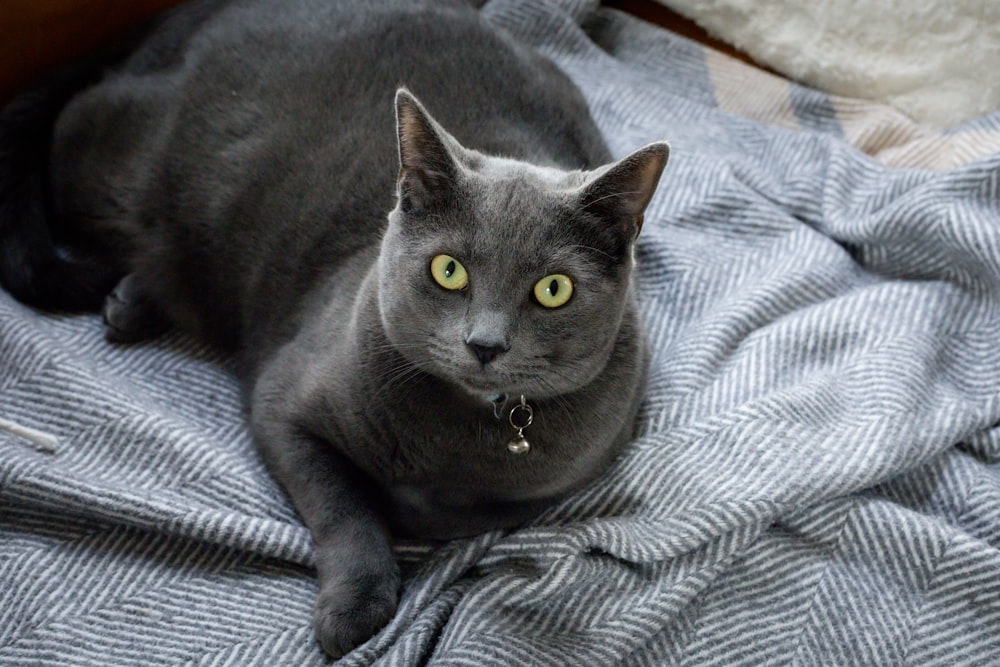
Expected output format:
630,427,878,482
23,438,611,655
4,1,1000,664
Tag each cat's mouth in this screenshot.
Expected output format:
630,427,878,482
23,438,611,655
412,343,572,399
453,371,520,397
438,360,527,398
450,364,565,400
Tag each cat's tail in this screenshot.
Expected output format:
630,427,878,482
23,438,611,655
0,53,125,310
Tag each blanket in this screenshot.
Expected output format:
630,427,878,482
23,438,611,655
651,0,1000,129
3,1,1000,664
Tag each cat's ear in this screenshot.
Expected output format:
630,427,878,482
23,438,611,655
395,89,460,213
579,142,669,238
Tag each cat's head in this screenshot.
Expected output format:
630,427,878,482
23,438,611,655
378,89,668,400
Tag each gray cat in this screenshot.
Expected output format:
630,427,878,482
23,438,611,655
0,0,668,656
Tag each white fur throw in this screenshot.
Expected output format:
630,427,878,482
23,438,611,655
654,0,1000,128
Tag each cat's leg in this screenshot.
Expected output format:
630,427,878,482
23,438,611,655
102,273,169,343
251,409,399,658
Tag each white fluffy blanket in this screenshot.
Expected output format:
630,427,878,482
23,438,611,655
655,0,1000,128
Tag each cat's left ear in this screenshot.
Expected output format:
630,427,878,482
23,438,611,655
579,142,669,238
395,89,460,213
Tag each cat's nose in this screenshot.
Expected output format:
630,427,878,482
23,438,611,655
466,340,509,365
466,309,510,365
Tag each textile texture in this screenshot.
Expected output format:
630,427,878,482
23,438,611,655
3,0,1000,664
652,0,1000,129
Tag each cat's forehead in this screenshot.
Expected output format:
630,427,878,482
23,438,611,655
471,155,588,187
466,156,588,219
390,154,614,274
461,165,586,258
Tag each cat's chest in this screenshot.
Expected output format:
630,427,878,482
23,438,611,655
346,393,591,501
308,357,629,537
361,402,589,538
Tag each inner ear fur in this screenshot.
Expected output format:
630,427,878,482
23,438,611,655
394,89,461,211
579,142,670,237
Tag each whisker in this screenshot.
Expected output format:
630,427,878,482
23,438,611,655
369,361,430,404
562,243,616,261
580,189,643,211
537,375,577,419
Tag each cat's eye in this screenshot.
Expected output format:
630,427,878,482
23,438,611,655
533,274,573,308
430,254,468,290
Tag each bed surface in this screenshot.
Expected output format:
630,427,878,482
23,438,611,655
3,0,1000,664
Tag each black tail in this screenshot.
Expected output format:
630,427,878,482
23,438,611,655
0,51,128,310
1,2,232,311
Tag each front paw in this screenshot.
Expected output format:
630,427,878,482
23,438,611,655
102,274,168,343
314,566,400,658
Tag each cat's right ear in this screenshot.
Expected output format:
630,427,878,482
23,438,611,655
578,142,669,241
395,89,459,213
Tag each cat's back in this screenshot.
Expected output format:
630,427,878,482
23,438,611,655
50,0,610,345
58,0,607,212
157,0,608,167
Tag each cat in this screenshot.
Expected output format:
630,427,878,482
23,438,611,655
0,0,668,656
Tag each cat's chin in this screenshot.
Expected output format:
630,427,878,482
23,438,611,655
432,356,600,401
447,372,565,402
451,376,520,400
437,368,524,401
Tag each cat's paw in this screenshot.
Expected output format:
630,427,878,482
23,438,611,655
313,566,400,658
102,274,168,343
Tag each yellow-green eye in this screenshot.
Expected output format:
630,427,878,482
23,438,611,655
430,254,468,290
533,274,573,308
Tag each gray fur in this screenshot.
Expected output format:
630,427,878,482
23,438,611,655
7,0,669,656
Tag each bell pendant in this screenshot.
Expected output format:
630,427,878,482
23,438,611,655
507,436,530,455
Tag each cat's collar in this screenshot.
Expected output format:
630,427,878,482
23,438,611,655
506,395,533,455
486,392,507,406
483,394,535,454
486,393,509,418
484,393,533,455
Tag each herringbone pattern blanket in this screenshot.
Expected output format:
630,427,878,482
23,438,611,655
3,1,999,664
